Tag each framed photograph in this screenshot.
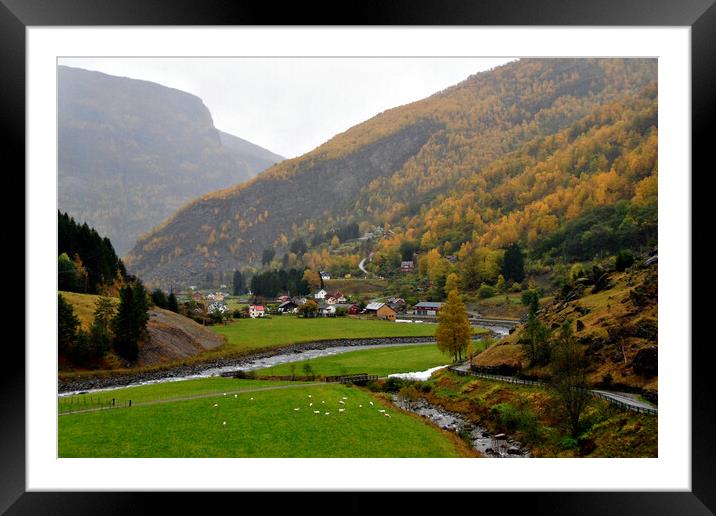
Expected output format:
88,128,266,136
6,0,712,512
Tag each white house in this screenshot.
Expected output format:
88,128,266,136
314,289,327,300
249,305,266,318
320,271,331,280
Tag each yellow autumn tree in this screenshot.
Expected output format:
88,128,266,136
435,289,471,362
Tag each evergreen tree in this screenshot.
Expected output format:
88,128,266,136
58,293,79,355
502,243,525,284
435,289,471,362
112,282,149,363
151,288,168,309
93,296,116,333
232,270,245,295
58,253,79,292
167,292,179,313
88,317,111,359
261,248,275,266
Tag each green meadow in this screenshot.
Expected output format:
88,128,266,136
58,381,472,458
211,315,487,352
253,343,488,378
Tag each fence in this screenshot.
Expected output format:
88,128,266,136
449,366,657,416
58,395,133,415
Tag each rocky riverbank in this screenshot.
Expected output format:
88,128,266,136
391,395,530,458
58,336,437,393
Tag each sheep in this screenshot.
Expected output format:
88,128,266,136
314,410,320,414
338,408,345,413
294,408,300,411
339,401,345,405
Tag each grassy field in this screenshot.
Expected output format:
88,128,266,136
324,278,388,297
254,341,492,378
212,316,488,352
58,380,474,457
59,291,118,330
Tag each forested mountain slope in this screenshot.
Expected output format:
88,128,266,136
125,59,657,288
58,66,283,255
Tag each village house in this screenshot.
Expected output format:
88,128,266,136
325,291,347,304
363,302,397,322
249,305,266,318
191,291,204,302
318,303,337,317
414,301,443,316
208,302,229,314
334,303,360,315
400,260,415,273
314,289,327,300
320,271,331,280
278,299,300,314
386,297,407,312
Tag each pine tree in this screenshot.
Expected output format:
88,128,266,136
167,292,179,313
551,320,590,436
232,270,244,295
58,293,79,355
435,289,471,362
502,243,525,283
111,282,149,363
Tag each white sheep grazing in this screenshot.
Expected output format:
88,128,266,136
369,401,374,406
359,404,363,408
314,410,320,414
321,401,325,404
338,408,345,413
324,412,330,416
250,397,254,401
309,402,313,406
342,397,348,400
223,393,227,396
234,394,238,398
339,401,345,405
308,395,312,398
213,404,218,407
378,409,386,413
223,421,226,425
294,408,300,411
383,413,391,418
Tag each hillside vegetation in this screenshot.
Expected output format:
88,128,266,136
474,263,658,397
60,291,226,369
59,66,283,255
125,58,657,288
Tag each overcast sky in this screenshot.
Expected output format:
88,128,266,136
58,57,516,159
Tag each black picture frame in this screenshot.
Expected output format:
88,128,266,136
5,0,712,513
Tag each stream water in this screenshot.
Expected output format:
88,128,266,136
391,395,530,458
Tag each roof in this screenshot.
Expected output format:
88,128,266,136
365,302,385,311
250,305,265,311
278,300,297,308
414,302,443,309
401,261,414,267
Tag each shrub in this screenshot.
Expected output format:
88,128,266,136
559,436,579,450
615,250,635,272
490,403,538,437
382,377,408,392
478,283,497,299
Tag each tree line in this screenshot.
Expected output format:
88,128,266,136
58,211,127,294
59,281,149,365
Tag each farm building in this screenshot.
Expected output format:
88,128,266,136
314,289,327,300
414,301,443,316
400,261,415,272
363,302,397,322
278,300,300,313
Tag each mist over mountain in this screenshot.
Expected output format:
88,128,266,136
123,59,657,288
58,66,284,255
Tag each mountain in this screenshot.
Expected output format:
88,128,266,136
124,58,657,288
58,66,284,255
